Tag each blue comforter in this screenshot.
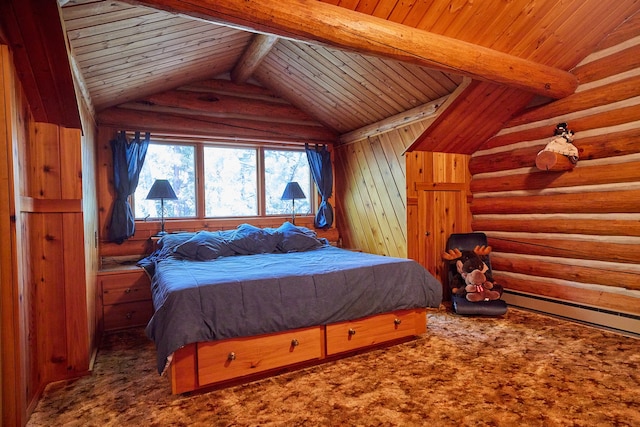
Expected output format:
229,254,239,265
145,245,442,373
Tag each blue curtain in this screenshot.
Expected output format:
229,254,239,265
108,131,150,243
305,143,333,229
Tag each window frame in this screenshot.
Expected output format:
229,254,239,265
133,138,316,221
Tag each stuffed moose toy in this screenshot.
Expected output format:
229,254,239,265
441,246,503,302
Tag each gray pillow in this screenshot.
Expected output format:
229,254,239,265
157,232,196,251
174,231,234,260
276,221,325,253
227,223,281,255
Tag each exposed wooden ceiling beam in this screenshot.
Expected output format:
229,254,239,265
231,34,279,84
340,95,450,145
0,0,81,128
128,0,578,99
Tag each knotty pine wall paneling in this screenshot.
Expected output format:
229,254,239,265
335,126,419,257
23,122,91,386
334,116,472,268
334,118,472,294
78,92,99,362
470,29,640,317
0,43,28,427
1,44,94,425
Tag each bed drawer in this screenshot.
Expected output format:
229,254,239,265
103,300,154,331
326,309,426,355
101,271,151,305
197,326,324,386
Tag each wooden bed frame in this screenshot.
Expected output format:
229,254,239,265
169,307,427,394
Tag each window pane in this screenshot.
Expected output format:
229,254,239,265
135,143,196,219
264,150,311,215
204,146,257,217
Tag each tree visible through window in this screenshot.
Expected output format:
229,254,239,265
135,143,196,219
264,149,310,216
204,146,257,217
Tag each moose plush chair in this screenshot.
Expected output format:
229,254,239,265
443,232,508,316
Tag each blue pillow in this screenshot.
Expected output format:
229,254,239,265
174,231,234,260
276,221,325,253
156,232,196,251
227,223,281,255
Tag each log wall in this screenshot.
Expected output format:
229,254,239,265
97,78,337,145
96,124,328,258
95,77,339,260
470,30,640,317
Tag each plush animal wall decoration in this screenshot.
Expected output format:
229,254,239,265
442,246,503,302
535,122,579,171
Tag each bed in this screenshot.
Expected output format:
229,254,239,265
140,222,442,393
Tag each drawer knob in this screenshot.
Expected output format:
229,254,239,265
394,318,402,326
124,288,132,294
125,312,133,319
290,339,299,347
227,352,236,361
348,328,356,336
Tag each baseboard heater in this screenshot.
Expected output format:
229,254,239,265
502,290,640,338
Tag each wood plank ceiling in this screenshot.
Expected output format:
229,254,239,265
61,0,461,135
58,0,640,152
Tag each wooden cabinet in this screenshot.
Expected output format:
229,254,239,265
326,309,424,355
98,265,153,332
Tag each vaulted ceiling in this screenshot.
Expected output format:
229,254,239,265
4,0,640,153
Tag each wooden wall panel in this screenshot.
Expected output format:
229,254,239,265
471,34,640,316
24,123,89,384
27,213,68,382
334,115,471,268
0,56,91,425
0,43,28,427
335,123,426,257
78,92,99,361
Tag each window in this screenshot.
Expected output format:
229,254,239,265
135,143,196,219
204,146,257,217
264,149,310,216
134,141,313,220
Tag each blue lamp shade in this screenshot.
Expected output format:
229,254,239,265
146,179,178,236
281,182,306,225
281,181,306,201
146,179,177,200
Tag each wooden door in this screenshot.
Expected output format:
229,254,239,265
415,183,469,293
406,152,472,298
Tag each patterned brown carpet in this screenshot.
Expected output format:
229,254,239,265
27,307,640,427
